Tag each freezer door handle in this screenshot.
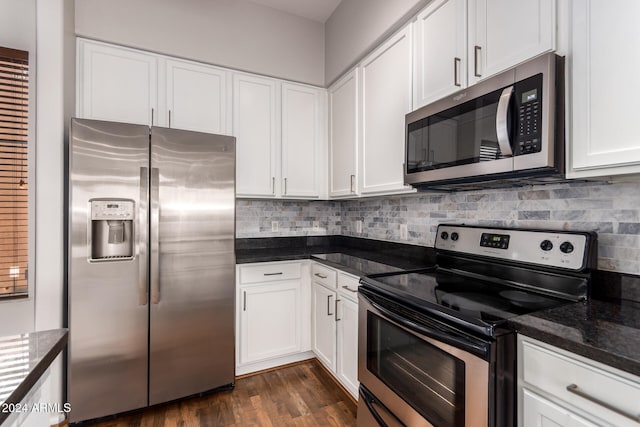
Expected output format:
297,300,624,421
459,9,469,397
138,167,149,305
150,167,160,304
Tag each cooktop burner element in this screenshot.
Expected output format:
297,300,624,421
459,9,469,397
360,224,597,337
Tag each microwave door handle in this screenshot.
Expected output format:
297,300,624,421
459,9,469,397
496,86,514,157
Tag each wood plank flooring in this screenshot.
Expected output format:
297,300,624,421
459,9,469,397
87,360,357,427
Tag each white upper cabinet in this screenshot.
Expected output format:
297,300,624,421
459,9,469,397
77,39,158,126
568,0,640,178
234,76,326,199
78,38,232,133
329,69,359,197
413,0,467,108
468,0,556,85
281,83,324,198
163,59,231,135
78,39,326,200
233,73,279,198
360,25,414,195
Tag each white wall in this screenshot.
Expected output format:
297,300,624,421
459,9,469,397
34,0,75,423
74,0,325,86
0,0,36,335
324,0,428,84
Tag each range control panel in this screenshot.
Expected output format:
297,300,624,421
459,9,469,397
435,225,592,271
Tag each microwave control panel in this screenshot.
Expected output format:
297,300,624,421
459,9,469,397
514,73,543,156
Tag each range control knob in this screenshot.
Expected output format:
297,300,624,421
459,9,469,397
540,240,554,251
450,232,459,241
560,241,574,254
440,231,449,240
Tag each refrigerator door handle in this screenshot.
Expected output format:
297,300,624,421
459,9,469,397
138,167,149,305
150,167,160,304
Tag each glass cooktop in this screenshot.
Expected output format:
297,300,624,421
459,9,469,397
361,267,579,336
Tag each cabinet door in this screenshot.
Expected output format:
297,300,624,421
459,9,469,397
569,0,640,177
329,70,359,197
233,74,279,197
164,59,231,135
77,39,157,126
522,389,601,427
312,282,337,371
336,297,359,399
239,282,301,365
281,83,322,198
414,0,467,108
360,25,413,195
468,0,555,84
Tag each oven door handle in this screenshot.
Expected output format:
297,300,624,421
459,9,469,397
365,294,489,358
359,386,407,427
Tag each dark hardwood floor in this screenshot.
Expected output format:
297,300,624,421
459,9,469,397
88,360,357,427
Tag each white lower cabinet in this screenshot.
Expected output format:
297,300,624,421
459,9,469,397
522,388,600,427
518,335,640,427
336,285,359,397
240,281,301,363
236,260,359,396
312,281,337,370
311,263,359,399
236,261,312,375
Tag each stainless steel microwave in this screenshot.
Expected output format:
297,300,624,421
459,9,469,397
405,53,564,191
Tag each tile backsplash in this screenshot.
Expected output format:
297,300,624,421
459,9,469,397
236,199,341,238
237,181,640,275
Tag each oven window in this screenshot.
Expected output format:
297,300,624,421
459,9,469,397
367,312,465,427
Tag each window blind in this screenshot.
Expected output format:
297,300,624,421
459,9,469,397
0,47,29,297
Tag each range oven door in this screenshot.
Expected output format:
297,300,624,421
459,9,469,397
358,290,491,427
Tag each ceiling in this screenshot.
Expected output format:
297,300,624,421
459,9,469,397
248,0,343,23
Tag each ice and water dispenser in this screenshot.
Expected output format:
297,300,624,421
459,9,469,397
89,199,135,261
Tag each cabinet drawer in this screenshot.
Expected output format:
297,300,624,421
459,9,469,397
521,338,640,425
338,272,359,302
239,262,301,284
311,263,337,288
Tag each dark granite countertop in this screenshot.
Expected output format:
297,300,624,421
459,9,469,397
311,253,405,277
235,235,435,274
510,299,640,377
0,329,68,425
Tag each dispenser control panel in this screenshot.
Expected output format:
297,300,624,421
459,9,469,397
91,200,134,220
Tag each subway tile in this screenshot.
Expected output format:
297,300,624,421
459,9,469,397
518,210,551,220
618,223,640,235
236,180,640,275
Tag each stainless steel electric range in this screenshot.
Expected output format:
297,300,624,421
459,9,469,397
357,224,597,427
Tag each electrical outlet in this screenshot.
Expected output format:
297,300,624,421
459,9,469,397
356,220,362,234
312,221,320,231
400,224,408,240
271,221,279,232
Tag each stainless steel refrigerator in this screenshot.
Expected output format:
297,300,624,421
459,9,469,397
67,118,236,423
